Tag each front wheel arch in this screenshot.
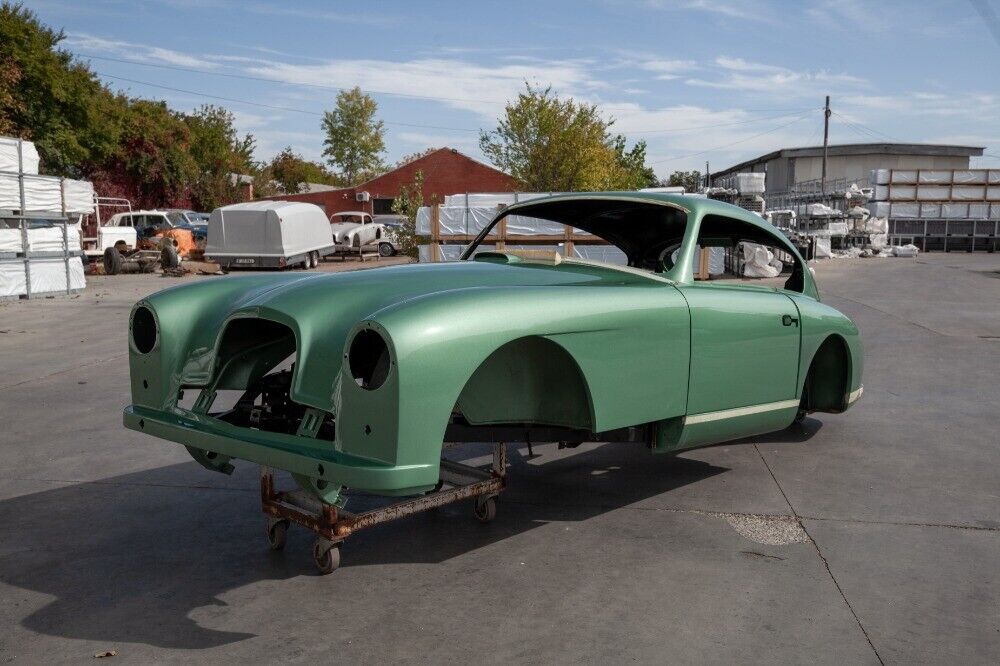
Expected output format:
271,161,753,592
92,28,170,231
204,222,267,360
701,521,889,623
800,334,851,413
454,336,596,431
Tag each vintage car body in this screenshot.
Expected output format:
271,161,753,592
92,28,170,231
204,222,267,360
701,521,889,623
329,211,388,253
124,193,862,505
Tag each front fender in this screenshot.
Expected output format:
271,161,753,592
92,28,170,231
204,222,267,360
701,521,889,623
336,284,690,470
129,274,316,411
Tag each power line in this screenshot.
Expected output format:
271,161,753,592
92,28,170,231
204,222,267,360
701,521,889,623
80,52,513,106
98,72,484,133
650,112,814,165
830,111,904,142
83,52,818,135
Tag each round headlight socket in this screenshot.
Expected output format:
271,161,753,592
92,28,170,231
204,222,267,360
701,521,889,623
348,329,390,390
132,306,157,354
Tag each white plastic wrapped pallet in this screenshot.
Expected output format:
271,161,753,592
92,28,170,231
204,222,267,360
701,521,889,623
0,256,85,297
0,173,95,212
0,137,40,174
0,225,81,253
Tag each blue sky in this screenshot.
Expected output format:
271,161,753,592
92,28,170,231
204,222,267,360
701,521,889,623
25,0,1000,178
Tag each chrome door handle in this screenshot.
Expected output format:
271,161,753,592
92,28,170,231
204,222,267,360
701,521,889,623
782,314,799,327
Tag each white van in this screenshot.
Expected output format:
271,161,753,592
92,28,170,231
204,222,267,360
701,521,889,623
206,201,336,270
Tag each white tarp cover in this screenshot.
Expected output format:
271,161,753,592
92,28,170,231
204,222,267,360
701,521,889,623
416,205,590,238
814,237,832,258
441,192,554,208
741,243,782,278
892,244,919,257
63,179,96,213
418,244,634,267
0,174,95,213
0,256,85,297
207,200,333,258
0,137,40,174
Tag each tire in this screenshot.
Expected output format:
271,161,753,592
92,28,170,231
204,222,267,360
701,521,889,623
266,518,289,551
161,245,180,269
378,242,395,257
312,538,341,574
103,247,123,275
311,251,320,268
474,496,497,523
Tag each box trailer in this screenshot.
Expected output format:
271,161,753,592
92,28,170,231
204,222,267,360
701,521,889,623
206,201,336,270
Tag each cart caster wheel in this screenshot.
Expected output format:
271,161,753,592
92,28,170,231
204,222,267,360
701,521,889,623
473,496,497,523
266,518,289,551
312,538,341,574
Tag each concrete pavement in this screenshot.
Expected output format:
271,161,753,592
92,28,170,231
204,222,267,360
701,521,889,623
0,254,997,663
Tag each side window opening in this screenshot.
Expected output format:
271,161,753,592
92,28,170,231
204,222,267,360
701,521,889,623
695,214,805,292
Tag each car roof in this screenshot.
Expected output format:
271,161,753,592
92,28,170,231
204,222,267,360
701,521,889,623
331,210,370,217
502,191,771,232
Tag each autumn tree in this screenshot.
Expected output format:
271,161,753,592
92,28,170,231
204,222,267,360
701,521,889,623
321,86,386,185
259,146,342,195
480,84,655,191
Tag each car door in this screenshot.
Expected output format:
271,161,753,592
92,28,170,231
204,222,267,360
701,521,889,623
679,281,801,420
360,216,376,245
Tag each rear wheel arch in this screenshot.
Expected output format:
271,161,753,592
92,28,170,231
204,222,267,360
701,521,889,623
801,334,851,413
454,335,596,431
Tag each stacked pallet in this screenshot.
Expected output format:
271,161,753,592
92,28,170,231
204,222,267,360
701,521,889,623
0,137,88,298
867,169,1000,251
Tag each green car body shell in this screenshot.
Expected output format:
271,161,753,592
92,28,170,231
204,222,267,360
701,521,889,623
123,193,862,502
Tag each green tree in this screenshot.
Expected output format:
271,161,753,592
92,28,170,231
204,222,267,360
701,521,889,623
479,84,654,192
108,99,198,208
321,86,386,185
260,146,343,195
667,170,702,192
390,169,431,258
184,105,255,210
0,2,122,176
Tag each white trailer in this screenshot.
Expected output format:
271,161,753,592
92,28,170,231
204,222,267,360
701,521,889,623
206,201,336,270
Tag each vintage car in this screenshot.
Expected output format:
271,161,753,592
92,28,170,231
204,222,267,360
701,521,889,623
123,192,862,570
329,211,394,256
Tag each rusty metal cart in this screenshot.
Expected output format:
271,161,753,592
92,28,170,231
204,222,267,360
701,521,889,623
259,442,507,573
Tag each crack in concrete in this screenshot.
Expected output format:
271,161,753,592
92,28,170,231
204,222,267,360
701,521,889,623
753,443,885,665
0,352,129,391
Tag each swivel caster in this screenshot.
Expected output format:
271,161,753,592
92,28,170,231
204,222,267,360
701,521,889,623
313,537,341,574
473,495,497,523
266,517,289,551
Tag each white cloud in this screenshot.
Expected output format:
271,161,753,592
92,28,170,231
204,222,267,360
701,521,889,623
684,56,867,97
243,57,606,119
640,0,770,21
66,33,220,70
637,58,698,80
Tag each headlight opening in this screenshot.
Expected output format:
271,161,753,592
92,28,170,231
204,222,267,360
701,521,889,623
348,328,390,390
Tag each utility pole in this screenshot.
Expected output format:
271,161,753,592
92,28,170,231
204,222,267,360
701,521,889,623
821,95,831,196
705,160,710,189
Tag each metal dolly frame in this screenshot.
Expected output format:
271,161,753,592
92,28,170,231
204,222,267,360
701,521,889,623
259,442,508,573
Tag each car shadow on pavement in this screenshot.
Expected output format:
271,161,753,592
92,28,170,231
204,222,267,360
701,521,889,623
0,429,820,650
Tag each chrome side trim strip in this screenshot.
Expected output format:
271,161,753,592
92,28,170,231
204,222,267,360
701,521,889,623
684,399,801,425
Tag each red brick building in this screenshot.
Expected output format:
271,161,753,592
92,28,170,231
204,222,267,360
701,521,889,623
266,147,515,216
